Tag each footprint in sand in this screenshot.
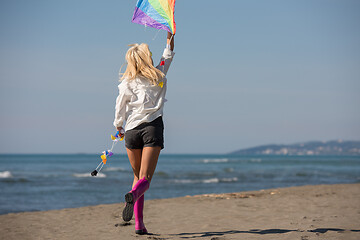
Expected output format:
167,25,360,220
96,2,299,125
114,222,132,227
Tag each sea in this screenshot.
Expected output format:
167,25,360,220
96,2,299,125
0,154,359,215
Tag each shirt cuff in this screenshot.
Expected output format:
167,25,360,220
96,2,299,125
162,48,175,59
113,119,123,128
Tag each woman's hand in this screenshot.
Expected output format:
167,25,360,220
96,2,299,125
116,127,125,138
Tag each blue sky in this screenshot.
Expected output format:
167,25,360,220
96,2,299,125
0,0,359,154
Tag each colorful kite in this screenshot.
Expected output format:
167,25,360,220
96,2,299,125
132,0,176,34
91,130,124,176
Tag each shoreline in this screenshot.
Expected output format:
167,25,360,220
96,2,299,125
0,182,356,216
1,183,359,240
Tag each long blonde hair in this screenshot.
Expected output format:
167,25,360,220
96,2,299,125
120,43,164,85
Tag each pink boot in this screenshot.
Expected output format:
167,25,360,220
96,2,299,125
122,177,150,222
134,195,148,235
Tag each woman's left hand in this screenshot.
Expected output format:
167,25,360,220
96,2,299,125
117,127,125,138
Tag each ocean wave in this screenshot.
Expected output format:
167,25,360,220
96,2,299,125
202,178,220,183
173,179,195,184
0,171,12,178
221,177,238,182
73,172,106,178
173,177,238,184
202,158,229,163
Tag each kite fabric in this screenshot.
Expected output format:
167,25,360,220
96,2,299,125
132,0,176,34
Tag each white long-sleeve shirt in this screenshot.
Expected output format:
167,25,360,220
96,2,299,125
113,47,175,131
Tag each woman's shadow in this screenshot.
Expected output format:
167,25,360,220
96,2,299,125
170,228,360,239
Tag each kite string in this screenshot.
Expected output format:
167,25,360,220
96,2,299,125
110,141,117,152
152,28,162,40
98,163,104,172
96,161,103,170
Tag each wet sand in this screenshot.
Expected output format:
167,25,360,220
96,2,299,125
1,183,359,240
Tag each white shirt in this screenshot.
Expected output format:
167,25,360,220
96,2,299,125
113,47,175,131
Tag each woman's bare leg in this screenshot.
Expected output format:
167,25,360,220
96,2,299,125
139,146,161,182
126,148,142,187
123,148,143,222
125,147,160,233
126,146,161,185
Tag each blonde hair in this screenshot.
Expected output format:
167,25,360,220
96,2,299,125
120,43,165,85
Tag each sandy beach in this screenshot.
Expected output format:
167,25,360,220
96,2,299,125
1,183,359,240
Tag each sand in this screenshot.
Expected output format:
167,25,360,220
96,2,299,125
1,183,359,240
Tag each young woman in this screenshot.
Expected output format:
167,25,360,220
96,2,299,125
113,32,175,235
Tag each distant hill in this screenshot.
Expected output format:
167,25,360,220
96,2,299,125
229,140,360,155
